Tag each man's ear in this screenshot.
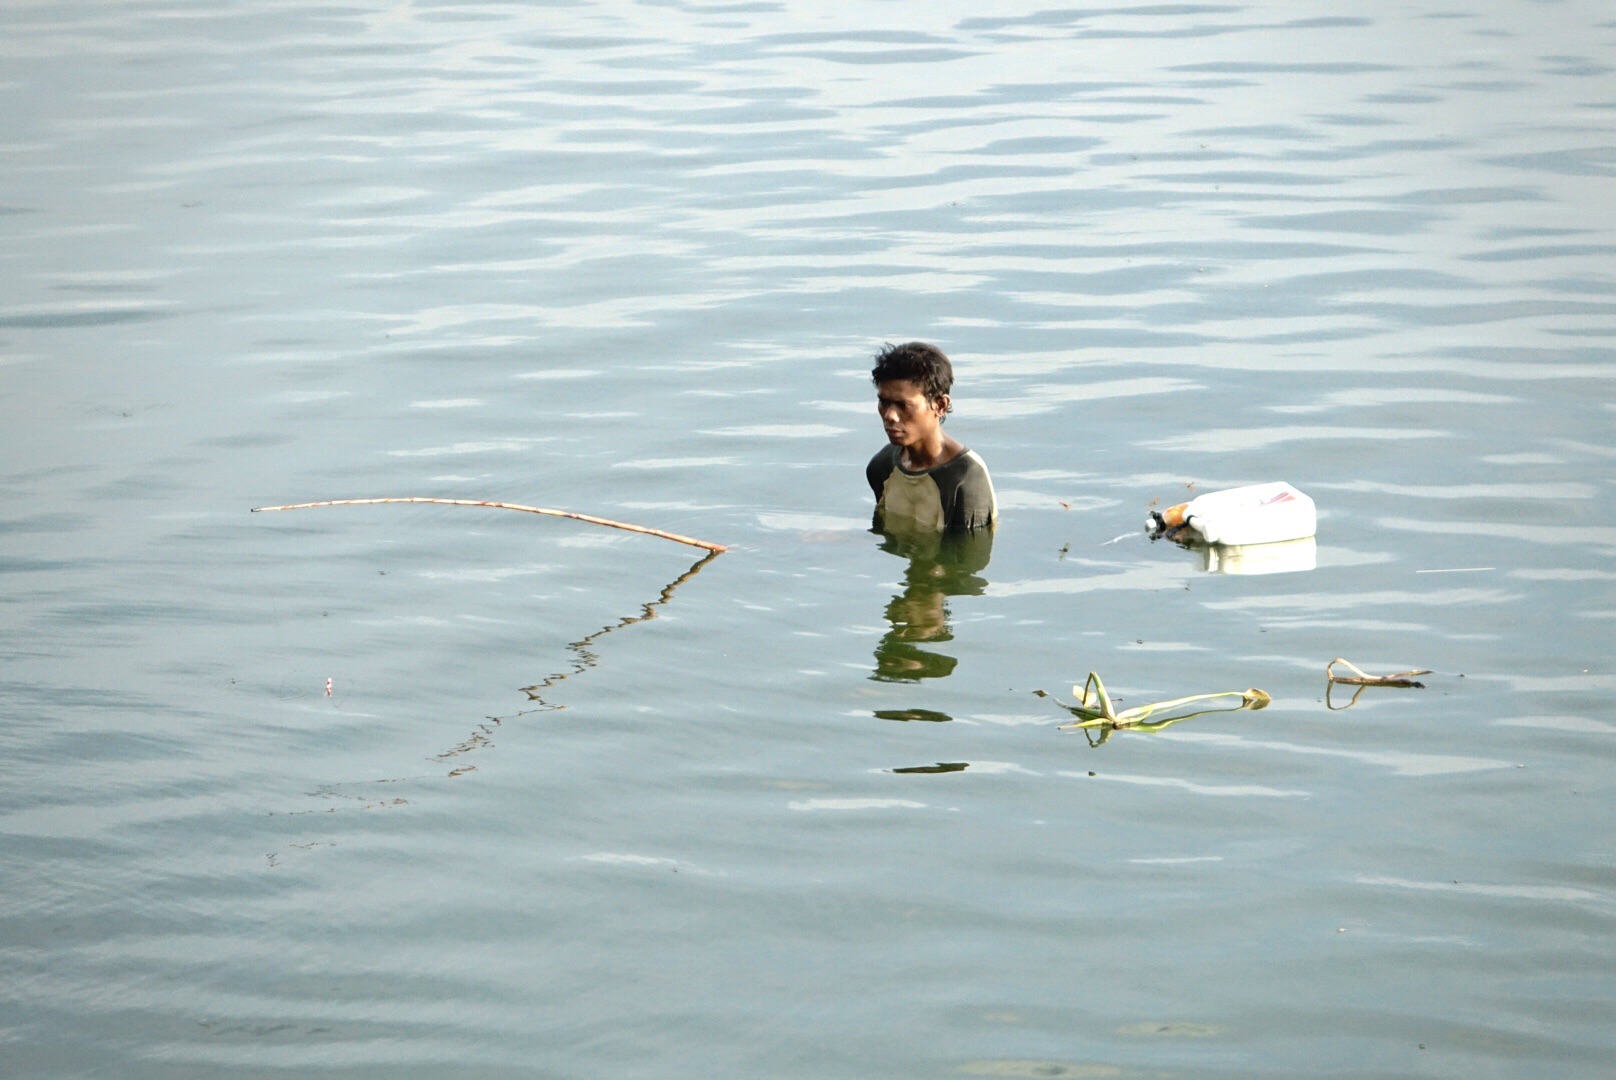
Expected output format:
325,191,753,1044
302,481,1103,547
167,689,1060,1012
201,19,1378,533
933,393,951,417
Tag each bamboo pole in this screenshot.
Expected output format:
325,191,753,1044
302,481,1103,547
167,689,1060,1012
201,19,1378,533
250,497,728,553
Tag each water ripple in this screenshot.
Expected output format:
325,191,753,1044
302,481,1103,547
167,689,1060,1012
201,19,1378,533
5,1,1615,1073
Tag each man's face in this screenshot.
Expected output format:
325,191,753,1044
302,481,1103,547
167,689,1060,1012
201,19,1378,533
877,379,946,448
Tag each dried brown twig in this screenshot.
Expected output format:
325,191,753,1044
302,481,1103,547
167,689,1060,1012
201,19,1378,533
250,497,728,553
1326,657,1430,689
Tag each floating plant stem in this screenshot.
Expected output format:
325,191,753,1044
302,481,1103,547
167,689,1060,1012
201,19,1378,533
1039,671,1271,745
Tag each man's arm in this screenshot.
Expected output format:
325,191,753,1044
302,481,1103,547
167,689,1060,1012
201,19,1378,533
866,445,897,500
943,451,998,532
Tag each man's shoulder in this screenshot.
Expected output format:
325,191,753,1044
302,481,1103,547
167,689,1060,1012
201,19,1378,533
866,443,901,496
866,443,901,476
939,446,991,480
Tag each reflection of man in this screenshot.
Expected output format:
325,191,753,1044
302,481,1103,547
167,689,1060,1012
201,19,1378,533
871,527,994,683
866,342,998,534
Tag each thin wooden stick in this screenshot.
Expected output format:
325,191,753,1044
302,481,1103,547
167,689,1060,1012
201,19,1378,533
250,497,728,553
1326,657,1429,688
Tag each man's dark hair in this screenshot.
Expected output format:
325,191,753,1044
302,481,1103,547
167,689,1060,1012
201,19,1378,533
871,341,954,412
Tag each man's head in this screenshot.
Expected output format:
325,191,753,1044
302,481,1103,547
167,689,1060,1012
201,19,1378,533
872,342,953,408
872,341,953,449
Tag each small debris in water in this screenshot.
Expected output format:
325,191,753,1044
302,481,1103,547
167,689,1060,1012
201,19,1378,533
1116,1021,1222,1037
958,1061,1121,1078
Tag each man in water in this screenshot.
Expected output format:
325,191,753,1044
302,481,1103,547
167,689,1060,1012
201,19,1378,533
866,341,998,533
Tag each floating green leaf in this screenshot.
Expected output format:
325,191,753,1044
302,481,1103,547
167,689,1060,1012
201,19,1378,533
1041,671,1270,744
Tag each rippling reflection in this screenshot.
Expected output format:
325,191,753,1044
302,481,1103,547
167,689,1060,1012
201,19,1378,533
869,525,994,685
1192,536,1317,575
516,548,720,712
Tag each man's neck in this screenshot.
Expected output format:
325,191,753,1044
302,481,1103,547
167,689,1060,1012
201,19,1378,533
901,432,962,472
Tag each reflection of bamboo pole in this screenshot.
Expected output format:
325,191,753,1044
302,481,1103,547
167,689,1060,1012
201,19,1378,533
434,549,720,775
519,548,720,704
251,497,728,553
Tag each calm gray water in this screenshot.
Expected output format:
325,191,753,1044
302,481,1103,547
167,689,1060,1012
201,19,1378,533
3,2,1614,1077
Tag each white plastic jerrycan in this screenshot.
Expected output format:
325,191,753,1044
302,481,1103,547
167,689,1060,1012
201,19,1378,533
1147,481,1316,546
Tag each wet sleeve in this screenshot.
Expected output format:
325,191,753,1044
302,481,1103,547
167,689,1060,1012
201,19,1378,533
866,445,898,500
942,452,998,532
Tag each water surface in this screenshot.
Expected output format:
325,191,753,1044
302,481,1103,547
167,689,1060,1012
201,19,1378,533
3,2,1614,1077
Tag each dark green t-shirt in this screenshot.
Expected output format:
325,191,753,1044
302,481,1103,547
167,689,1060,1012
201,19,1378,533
866,444,999,533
